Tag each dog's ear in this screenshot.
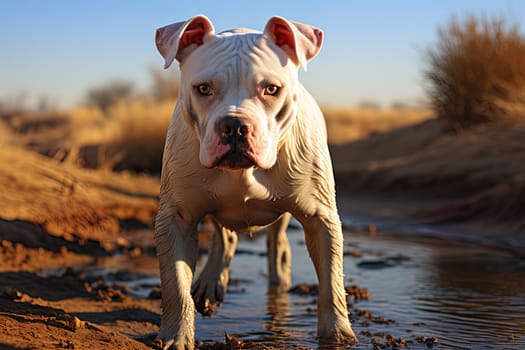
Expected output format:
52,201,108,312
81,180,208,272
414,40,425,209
155,15,215,69
264,16,323,70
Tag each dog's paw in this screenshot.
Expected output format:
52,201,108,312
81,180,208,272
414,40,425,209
318,319,358,346
153,338,192,350
154,333,194,350
155,314,195,350
191,270,229,316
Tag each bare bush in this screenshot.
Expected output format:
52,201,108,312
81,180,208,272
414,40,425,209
149,66,179,101
85,80,134,112
424,14,525,129
0,93,29,119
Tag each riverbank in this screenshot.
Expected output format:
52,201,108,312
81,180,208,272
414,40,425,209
332,118,525,256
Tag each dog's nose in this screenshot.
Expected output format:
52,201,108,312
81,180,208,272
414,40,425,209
217,117,251,145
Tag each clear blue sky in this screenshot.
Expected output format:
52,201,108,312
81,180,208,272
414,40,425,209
1,1,523,109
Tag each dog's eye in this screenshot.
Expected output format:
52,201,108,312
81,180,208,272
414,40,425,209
263,85,280,96
196,84,212,96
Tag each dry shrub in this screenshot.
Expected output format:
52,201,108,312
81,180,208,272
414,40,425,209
424,14,525,129
71,68,179,173
66,99,174,173
0,120,11,146
85,80,134,112
107,98,174,173
24,98,176,174
68,105,108,144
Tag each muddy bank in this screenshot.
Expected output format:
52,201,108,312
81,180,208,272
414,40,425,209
0,145,158,251
0,145,161,349
332,119,525,251
0,269,159,350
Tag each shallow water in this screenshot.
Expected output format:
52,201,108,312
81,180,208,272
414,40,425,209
102,220,525,349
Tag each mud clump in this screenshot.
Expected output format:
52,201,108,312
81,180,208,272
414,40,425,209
94,286,127,302
371,334,409,349
195,332,310,350
345,285,371,301
415,335,439,348
288,283,319,295
288,283,371,302
355,308,395,325
67,316,87,331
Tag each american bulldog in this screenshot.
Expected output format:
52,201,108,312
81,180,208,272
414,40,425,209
154,15,356,349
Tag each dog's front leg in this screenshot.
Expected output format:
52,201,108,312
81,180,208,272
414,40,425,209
300,212,357,344
155,206,199,350
192,221,238,316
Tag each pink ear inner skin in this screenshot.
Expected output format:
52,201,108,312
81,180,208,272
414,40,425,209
272,23,296,51
180,22,206,49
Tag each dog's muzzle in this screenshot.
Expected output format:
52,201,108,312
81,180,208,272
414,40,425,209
215,116,256,170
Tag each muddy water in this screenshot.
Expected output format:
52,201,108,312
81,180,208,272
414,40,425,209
103,220,525,349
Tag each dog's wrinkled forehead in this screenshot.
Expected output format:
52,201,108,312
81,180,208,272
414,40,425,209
181,32,291,83
218,27,259,35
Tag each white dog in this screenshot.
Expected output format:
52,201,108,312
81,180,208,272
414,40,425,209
154,15,356,349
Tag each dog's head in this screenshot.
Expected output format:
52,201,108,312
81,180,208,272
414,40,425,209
156,15,323,170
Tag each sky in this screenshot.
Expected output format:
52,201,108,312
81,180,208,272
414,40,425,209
1,1,524,110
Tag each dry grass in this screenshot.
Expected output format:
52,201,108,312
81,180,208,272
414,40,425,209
1,101,432,172
67,98,174,173
1,98,174,173
424,14,525,129
0,65,180,173
68,105,108,144
105,98,174,172
323,106,433,144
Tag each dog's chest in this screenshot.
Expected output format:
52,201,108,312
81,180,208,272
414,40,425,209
209,169,283,232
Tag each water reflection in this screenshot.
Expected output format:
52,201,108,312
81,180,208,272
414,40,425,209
264,288,297,345
417,247,525,349
428,251,525,295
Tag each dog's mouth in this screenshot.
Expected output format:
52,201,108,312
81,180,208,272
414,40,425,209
216,151,256,170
